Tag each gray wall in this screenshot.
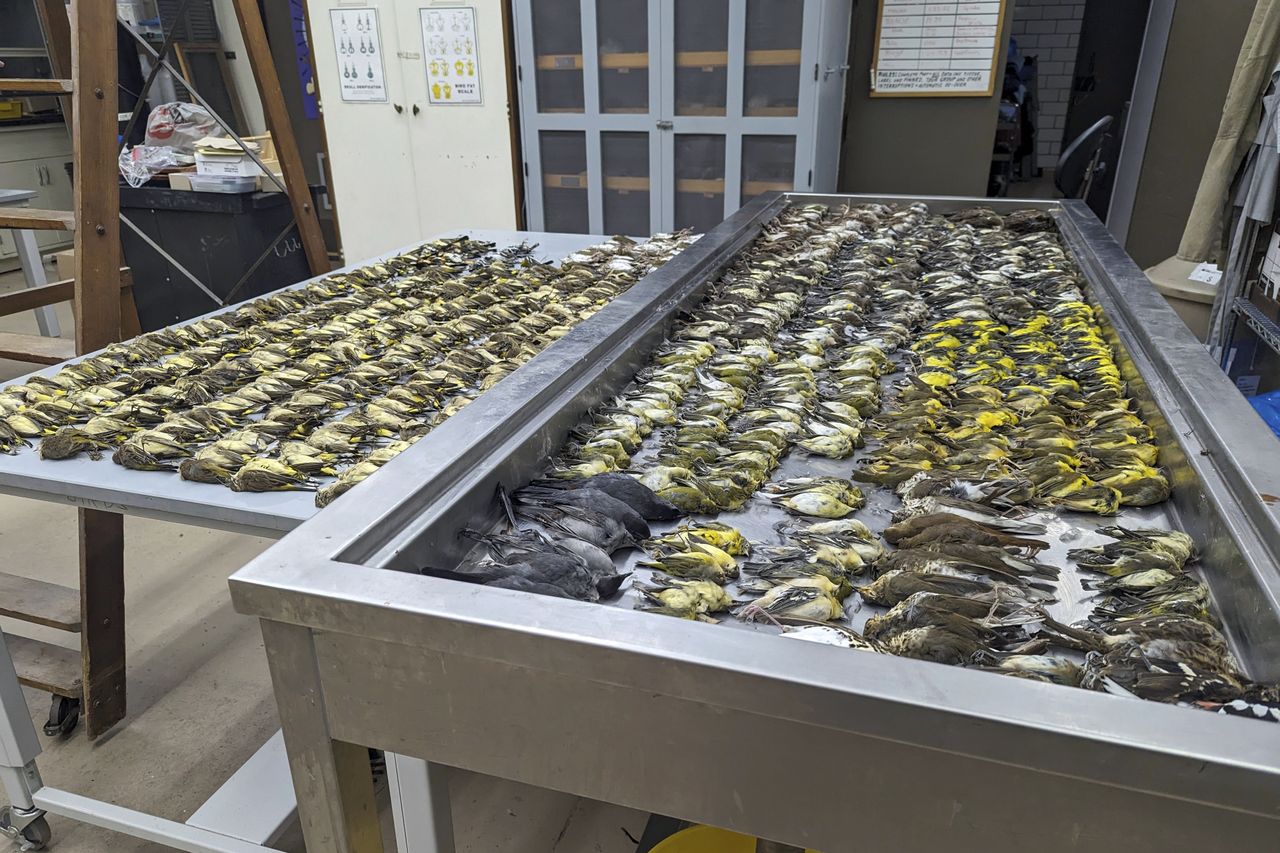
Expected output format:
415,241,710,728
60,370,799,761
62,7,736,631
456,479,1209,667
1124,0,1254,269
837,0,1016,197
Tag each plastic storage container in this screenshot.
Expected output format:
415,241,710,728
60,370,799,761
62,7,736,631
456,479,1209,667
187,174,256,194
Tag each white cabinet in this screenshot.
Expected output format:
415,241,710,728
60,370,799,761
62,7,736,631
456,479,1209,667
512,0,853,235
308,0,519,261
0,125,74,260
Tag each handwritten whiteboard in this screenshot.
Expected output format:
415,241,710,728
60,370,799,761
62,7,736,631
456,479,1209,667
871,0,1007,97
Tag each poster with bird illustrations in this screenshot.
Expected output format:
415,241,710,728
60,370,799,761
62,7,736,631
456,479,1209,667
330,7,388,102
420,5,483,105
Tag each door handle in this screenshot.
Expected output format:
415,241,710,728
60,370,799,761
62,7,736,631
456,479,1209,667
656,119,673,130
822,64,850,80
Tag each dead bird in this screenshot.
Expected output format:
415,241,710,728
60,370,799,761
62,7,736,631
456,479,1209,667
980,655,1083,687
39,427,111,461
228,459,316,492
421,553,613,602
460,527,616,579
736,577,846,625
875,547,1058,592
514,502,637,554
178,457,237,484
635,577,733,621
112,441,179,472
857,570,1053,608
515,484,650,540
888,517,1049,553
530,472,684,520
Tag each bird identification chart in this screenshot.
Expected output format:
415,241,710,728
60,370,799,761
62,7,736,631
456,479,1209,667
421,5,483,105
871,0,1006,97
330,7,388,102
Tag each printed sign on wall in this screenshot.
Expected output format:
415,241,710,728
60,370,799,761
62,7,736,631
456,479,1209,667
330,7,388,102
420,6,483,105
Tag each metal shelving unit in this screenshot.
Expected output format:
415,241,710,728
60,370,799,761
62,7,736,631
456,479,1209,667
512,0,853,235
229,193,1280,852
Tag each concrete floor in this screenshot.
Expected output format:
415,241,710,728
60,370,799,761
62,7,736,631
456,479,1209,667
0,263,648,852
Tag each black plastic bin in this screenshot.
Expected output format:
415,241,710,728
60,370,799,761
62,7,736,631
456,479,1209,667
118,184,312,330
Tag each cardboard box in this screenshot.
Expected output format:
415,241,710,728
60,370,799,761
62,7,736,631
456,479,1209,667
193,133,276,178
195,151,264,177
168,170,195,191
53,249,75,282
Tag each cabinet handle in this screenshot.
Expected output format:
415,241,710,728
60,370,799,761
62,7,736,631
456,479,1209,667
394,103,404,113
822,64,850,80
656,120,673,130
412,104,420,116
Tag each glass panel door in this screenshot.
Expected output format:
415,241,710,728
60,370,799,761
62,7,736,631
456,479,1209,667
597,0,649,114
674,134,726,232
674,0,729,116
540,130,589,232
741,135,797,203
531,0,585,112
743,0,805,116
602,132,651,235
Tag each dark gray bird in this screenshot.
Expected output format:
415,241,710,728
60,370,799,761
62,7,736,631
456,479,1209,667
516,485,651,540
461,527,617,578
514,502,637,554
420,551,627,601
533,473,685,521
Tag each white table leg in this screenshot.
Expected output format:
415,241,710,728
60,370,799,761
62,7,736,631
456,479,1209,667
386,754,455,853
12,229,62,339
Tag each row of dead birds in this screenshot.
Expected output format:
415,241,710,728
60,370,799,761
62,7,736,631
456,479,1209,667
850,222,1168,516
560,204,934,521
9,233,692,506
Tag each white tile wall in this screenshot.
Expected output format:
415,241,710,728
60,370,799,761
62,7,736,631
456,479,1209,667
1010,0,1085,164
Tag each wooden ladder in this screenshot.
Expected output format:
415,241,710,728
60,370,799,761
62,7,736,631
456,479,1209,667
0,1,329,739
0,0,127,739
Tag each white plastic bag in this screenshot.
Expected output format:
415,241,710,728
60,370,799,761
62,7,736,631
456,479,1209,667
145,103,218,154
118,145,193,188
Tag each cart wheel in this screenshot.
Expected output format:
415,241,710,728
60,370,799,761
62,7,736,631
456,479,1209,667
0,807,52,851
42,695,79,738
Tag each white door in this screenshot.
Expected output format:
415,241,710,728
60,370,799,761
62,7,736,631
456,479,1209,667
401,1,518,237
810,0,853,190
308,0,421,260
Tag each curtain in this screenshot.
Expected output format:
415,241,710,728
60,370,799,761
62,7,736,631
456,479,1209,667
1179,0,1280,264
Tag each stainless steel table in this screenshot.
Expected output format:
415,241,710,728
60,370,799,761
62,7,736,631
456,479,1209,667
0,229,608,852
0,188,61,339
230,194,1280,853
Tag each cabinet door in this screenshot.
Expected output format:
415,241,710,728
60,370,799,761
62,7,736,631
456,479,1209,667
809,0,853,190
657,0,817,231
514,0,661,236
307,0,420,260
401,0,519,237
34,156,75,250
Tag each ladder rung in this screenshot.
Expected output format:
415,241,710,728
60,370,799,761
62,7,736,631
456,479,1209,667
7,635,82,698
0,332,75,365
0,78,73,94
0,571,81,631
0,208,76,232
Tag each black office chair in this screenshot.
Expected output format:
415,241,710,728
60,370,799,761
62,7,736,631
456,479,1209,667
1055,115,1114,200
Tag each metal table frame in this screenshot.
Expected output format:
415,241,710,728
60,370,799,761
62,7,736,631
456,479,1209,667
0,230,612,852
0,188,62,339
229,194,1280,852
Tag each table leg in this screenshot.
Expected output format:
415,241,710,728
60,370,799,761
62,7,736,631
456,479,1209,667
387,754,456,853
260,620,383,853
12,229,62,339
0,631,43,810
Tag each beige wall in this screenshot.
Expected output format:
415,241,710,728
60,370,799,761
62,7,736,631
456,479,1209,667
836,0,1015,197
1124,0,1253,269
211,0,267,135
